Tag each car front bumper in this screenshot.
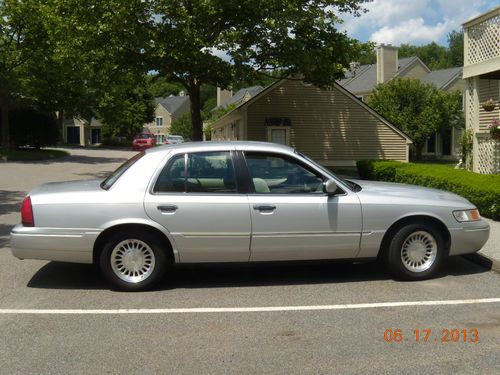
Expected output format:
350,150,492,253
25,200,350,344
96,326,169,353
448,219,490,256
10,224,101,264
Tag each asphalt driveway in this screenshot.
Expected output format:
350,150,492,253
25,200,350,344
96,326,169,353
0,147,499,374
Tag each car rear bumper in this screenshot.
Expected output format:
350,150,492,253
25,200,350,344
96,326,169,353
10,224,100,264
448,219,490,256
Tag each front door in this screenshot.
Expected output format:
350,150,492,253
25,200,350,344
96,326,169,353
144,150,251,262
243,152,362,261
66,126,80,144
91,128,101,144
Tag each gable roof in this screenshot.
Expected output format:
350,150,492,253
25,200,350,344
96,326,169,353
226,85,264,106
213,78,412,143
156,95,190,116
338,57,426,94
420,67,463,90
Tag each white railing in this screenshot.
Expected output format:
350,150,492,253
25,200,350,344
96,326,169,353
463,6,500,78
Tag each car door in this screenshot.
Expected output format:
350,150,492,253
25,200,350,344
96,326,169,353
242,151,362,261
144,150,251,262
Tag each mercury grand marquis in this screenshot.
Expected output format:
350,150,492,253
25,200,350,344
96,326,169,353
11,142,490,291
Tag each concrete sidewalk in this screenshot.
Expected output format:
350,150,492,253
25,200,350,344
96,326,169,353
474,218,500,273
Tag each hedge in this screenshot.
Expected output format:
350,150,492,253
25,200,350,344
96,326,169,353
356,160,500,220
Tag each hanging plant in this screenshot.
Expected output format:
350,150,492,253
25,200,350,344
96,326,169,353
482,98,496,112
487,119,500,140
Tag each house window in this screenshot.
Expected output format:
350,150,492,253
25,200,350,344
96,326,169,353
267,127,290,145
156,117,163,127
156,134,164,143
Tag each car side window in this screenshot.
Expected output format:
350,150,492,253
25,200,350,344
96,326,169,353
154,154,186,193
244,152,324,194
154,151,237,193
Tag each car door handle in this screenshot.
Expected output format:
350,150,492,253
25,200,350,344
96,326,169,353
253,204,276,212
157,204,178,213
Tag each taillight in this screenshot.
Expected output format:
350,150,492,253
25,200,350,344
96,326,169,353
21,196,34,227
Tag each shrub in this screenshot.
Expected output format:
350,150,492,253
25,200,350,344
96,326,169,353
356,160,500,220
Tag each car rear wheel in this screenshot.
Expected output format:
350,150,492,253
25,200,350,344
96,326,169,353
99,231,168,291
385,223,445,280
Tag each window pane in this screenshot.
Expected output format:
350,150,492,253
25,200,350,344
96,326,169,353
271,129,287,145
154,154,186,193
187,152,237,193
245,152,324,194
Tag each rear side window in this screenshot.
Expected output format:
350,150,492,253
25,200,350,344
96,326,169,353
154,151,237,193
101,152,144,190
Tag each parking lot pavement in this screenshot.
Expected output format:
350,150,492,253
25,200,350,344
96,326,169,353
0,148,499,374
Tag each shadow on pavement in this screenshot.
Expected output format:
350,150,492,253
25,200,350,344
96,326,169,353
0,224,13,247
0,190,25,215
26,255,489,291
30,155,130,165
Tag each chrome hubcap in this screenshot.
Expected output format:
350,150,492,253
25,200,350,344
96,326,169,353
111,239,155,283
401,231,437,272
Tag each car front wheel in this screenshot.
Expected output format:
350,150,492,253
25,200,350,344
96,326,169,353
385,223,446,280
99,231,168,291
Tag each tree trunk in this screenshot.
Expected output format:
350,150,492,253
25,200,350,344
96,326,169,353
415,143,424,161
58,109,65,144
1,104,10,150
188,80,203,141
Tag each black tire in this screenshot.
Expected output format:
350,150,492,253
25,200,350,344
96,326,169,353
384,223,446,281
99,231,169,291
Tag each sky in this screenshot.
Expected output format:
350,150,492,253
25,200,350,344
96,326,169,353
339,0,500,46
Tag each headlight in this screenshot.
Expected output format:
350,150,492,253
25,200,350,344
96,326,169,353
453,209,481,222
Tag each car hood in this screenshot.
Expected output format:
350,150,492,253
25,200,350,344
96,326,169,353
350,179,472,206
30,179,104,196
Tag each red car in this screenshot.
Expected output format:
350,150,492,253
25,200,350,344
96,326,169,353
132,133,156,151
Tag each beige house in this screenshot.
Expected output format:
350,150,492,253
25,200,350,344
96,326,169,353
63,116,102,146
211,78,411,166
463,6,500,174
339,45,465,159
144,94,190,143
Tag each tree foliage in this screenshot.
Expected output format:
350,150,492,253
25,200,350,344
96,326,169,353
170,113,193,140
366,78,463,160
0,0,52,149
58,0,369,141
355,30,464,69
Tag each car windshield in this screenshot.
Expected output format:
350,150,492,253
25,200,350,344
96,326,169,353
100,152,144,190
295,151,358,191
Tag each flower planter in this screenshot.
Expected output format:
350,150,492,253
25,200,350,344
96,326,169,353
482,100,497,112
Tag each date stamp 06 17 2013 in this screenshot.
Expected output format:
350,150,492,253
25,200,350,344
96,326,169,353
384,328,479,344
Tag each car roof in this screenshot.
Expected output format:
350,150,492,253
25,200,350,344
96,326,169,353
145,141,295,155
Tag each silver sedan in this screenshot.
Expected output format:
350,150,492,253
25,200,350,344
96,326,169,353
11,142,490,291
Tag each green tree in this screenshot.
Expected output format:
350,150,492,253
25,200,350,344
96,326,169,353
97,75,155,140
366,78,463,160
82,0,368,141
0,0,50,149
447,30,464,67
170,113,193,140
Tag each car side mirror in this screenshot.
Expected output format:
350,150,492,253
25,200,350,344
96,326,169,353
323,179,338,195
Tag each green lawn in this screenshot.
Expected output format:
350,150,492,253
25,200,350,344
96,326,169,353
0,148,69,161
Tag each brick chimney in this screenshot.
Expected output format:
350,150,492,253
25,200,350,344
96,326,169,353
376,44,399,84
217,87,233,107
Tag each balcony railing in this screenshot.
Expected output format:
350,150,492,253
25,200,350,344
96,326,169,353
463,6,500,78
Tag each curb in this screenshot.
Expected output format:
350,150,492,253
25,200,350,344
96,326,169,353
464,253,500,274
